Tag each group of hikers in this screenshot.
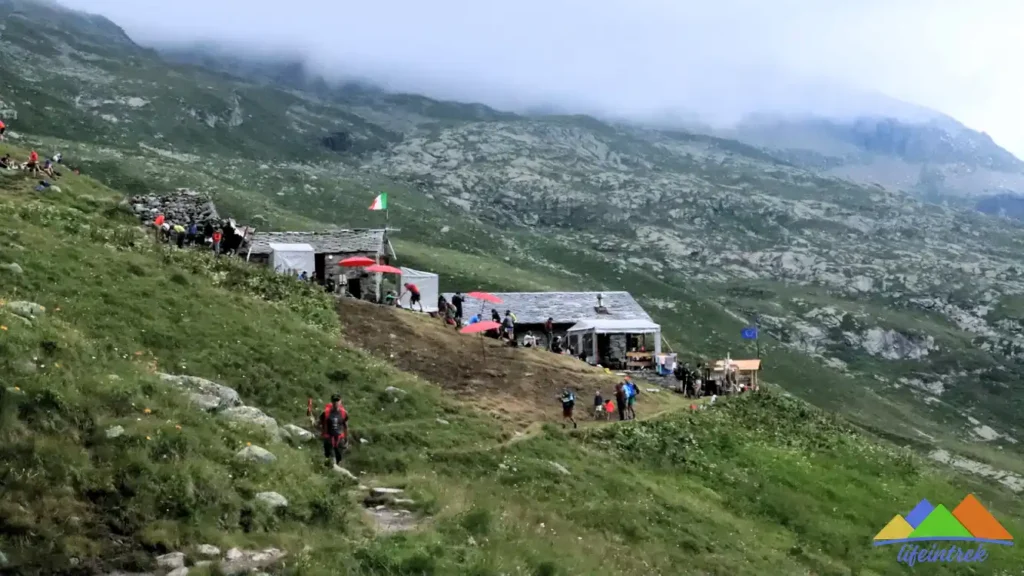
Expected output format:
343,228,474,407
310,376,641,471
673,360,752,397
435,293,570,352
1,149,76,186
0,120,77,179
558,375,642,428
436,293,521,340
151,213,248,255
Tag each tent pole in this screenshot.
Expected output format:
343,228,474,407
245,228,255,262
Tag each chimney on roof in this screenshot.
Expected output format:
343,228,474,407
595,293,609,314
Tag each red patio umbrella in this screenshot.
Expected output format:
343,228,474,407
339,256,375,267
460,321,501,334
364,264,402,274
466,291,503,304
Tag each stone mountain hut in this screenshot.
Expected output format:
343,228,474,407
244,229,394,285
444,291,661,368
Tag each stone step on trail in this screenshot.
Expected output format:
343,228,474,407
361,485,420,533
370,487,404,495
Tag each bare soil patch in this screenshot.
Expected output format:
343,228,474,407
338,298,620,418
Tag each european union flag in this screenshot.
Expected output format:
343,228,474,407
741,327,758,340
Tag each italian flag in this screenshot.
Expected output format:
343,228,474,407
369,193,388,211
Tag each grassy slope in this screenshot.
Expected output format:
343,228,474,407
28,125,1023,473
3,0,1023,471
3,144,1024,576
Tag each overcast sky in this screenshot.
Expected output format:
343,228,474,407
61,0,1024,157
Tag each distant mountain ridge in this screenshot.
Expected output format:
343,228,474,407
976,192,1024,221
731,114,1022,170
156,39,1024,200
710,113,1024,198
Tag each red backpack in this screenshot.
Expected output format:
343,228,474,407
322,403,348,437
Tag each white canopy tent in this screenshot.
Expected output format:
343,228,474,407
398,267,440,313
566,318,662,364
269,242,315,278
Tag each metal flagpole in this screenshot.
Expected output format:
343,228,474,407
755,313,761,358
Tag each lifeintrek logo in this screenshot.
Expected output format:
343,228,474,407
874,494,1013,567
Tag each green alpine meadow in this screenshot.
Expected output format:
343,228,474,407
1,1,1023,574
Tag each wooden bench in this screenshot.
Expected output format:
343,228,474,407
626,351,653,370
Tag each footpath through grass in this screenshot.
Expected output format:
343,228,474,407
1,149,1023,575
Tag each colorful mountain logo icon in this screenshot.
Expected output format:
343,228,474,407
874,494,1014,546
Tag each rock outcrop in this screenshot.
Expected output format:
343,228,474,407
255,491,288,509
157,373,242,411
220,406,279,436
127,188,219,227
235,445,276,464
282,423,314,442
220,548,287,575
6,301,45,323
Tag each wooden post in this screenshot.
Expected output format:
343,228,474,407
374,246,383,303
244,227,256,262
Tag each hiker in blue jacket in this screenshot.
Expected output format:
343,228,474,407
624,376,639,420
559,388,577,429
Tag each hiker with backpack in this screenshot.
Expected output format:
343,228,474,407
559,388,577,429
319,394,349,470
624,375,640,420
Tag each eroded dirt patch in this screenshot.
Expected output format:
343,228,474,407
338,298,619,417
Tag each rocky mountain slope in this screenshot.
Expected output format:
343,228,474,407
4,157,1024,575
718,114,1024,198
2,0,1023,485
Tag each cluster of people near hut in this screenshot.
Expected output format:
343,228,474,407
433,293,574,352
558,374,644,429
151,213,245,256
673,360,757,397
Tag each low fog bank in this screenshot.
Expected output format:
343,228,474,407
151,36,945,135
54,0,1024,156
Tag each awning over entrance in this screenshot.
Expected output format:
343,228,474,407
713,359,762,372
566,318,662,361
566,318,661,335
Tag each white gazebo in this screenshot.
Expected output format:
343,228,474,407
268,242,315,278
398,267,440,312
566,318,662,367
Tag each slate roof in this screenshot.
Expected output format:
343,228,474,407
442,291,653,325
247,229,388,256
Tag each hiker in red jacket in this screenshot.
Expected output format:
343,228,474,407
212,230,222,255
0,119,6,141
319,394,349,469
401,282,423,312
26,150,39,176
